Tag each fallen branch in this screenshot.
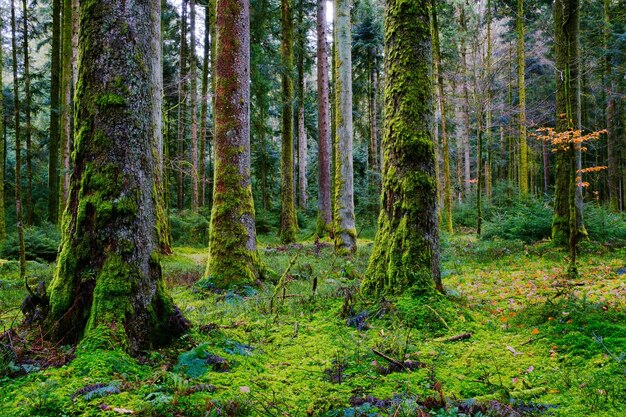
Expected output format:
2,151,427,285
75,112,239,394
371,349,407,371
434,332,472,343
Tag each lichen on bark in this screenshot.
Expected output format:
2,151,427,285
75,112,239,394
46,0,188,354
361,0,442,297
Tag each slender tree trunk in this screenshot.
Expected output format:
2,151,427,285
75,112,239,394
20,0,33,225
177,1,187,211
199,5,210,209
604,0,618,212
316,0,332,236
460,3,471,197
517,0,528,195
333,0,357,254
46,0,187,351
362,0,441,296
0,15,5,241
369,67,379,174
542,138,549,194
280,0,297,243
297,0,307,211
485,0,492,201
189,0,199,212
206,0,263,287
432,0,453,233
59,0,74,220
11,0,26,284
48,0,61,224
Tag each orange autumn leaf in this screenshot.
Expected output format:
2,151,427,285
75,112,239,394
531,328,540,335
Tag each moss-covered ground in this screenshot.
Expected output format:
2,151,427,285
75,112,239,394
1,234,625,416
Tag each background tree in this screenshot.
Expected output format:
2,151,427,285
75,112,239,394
46,0,187,352
48,0,61,224
333,0,357,254
362,0,442,296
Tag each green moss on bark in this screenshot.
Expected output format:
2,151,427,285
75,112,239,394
361,0,441,297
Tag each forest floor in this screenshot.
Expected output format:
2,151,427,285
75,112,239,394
0,233,625,416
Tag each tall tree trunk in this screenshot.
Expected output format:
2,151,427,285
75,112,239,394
280,0,297,243
460,3,471,197
206,0,263,287
177,0,188,211
297,0,307,211
189,0,199,212
47,0,188,351
369,66,379,174
553,0,586,268
432,0,453,233
485,0,492,201
316,0,332,236
517,0,528,195
48,0,61,224
199,4,210,209
333,0,357,254
362,0,441,296
59,0,74,220
11,0,26,288
604,0,618,212
0,15,5,241
21,0,33,225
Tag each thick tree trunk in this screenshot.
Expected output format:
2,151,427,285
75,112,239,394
46,0,187,352
280,0,297,243
432,0,452,233
11,0,26,278
199,5,210,209
362,0,441,296
333,0,357,254
189,0,199,212
48,0,61,224
316,0,332,236
0,15,5,241
206,0,263,287
517,0,528,195
177,0,187,211
59,0,74,220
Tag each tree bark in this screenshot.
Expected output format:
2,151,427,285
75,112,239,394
517,0,528,195
189,0,199,212
177,0,187,211
48,0,61,224
46,0,187,352
205,0,264,287
297,0,307,211
199,4,211,209
21,0,33,225
362,0,441,296
11,0,25,278
460,3,471,197
280,0,297,243
59,0,74,220
333,0,357,254
316,0,332,236
604,0,618,212
0,14,5,241
432,0,453,233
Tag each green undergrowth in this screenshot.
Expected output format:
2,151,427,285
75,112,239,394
1,235,625,416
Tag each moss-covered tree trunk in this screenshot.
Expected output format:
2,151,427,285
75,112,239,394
316,0,332,236
280,0,297,243
21,0,34,225
205,0,263,288
604,0,618,212
59,0,74,221
11,0,26,281
431,0,452,234
552,0,581,246
199,4,210,209
189,0,199,212
362,0,441,296
517,0,528,195
48,0,61,225
46,0,188,353
177,0,187,211
459,3,471,198
333,0,357,254
0,14,5,241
